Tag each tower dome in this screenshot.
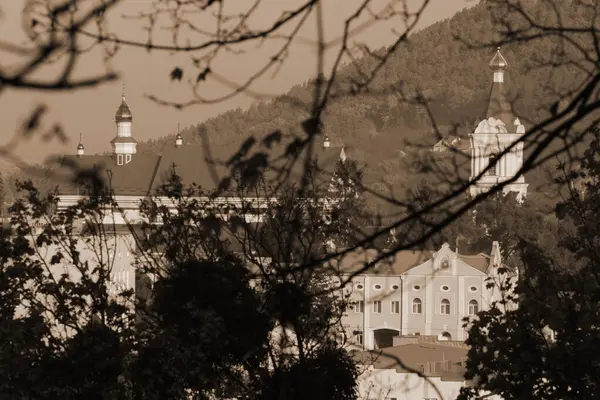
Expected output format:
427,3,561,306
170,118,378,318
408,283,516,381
489,47,508,70
115,93,132,123
77,133,84,157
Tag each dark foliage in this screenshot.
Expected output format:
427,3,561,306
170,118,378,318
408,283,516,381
459,127,600,400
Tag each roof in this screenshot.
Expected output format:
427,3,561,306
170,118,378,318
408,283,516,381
115,96,132,123
485,48,516,130
110,136,138,144
489,47,508,70
323,246,491,276
354,340,468,379
57,154,161,196
432,136,470,153
55,140,346,197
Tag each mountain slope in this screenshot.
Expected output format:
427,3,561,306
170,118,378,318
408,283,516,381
5,0,592,212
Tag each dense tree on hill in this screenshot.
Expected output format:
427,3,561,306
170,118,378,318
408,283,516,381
458,126,600,400
3,0,596,216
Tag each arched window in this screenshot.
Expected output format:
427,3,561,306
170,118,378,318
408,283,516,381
440,299,451,315
412,298,422,314
468,299,479,315
487,153,498,176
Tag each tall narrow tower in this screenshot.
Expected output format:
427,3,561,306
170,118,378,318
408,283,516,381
469,48,528,201
111,83,137,165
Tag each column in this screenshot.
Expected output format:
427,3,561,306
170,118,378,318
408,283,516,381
364,276,371,349
425,274,432,335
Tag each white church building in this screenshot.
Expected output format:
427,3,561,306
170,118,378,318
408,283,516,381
469,47,528,200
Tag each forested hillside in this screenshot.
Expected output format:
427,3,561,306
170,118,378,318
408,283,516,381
136,0,585,192
4,0,590,212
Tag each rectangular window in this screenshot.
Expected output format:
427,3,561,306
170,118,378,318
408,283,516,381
391,301,400,314
354,301,365,313
373,301,382,314
355,333,363,345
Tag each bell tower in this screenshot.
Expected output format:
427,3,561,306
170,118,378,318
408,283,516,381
469,48,528,201
110,82,137,165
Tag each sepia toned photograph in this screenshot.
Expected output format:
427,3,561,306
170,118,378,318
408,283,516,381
0,0,598,399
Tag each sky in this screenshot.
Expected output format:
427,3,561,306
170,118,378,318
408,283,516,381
0,0,475,166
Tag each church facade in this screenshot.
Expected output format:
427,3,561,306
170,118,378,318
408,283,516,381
334,241,509,351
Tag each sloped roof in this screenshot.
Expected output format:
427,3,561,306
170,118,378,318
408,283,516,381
110,136,138,144
55,141,346,197
323,246,491,276
57,154,161,196
115,98,132,122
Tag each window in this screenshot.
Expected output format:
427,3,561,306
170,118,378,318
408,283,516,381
413,285,421,291
469,285,478,293
374,284,382,290
468,300,479,315
354,333,363,345
355,283,364,290
412,298,422,314
391,301,400,314
353,301,364,313
488,153,498,176
391,284,399,290
373,301,382,314
440,285,450,292
117,153,124,166
440,299,451,315
441,258,449,269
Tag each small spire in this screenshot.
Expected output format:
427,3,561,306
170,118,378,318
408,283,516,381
122,81,125,101
323,136,331,148
175,123,183,147
77,133,84,156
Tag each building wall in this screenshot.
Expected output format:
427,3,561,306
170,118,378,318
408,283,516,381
341,244,498,350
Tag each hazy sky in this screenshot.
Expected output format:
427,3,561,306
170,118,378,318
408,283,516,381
0,0,474,165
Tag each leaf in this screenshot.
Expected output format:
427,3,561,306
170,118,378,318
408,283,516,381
170,67,183,81
196,67,211,82
262,130,282,149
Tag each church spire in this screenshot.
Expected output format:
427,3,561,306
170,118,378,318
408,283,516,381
175,123,183,147
77,133,84,157
484,47,515,131
489,47,507,83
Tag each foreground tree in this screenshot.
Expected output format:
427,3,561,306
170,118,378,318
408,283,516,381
458,126,600,400
133,169,360,399
0,163,361,398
